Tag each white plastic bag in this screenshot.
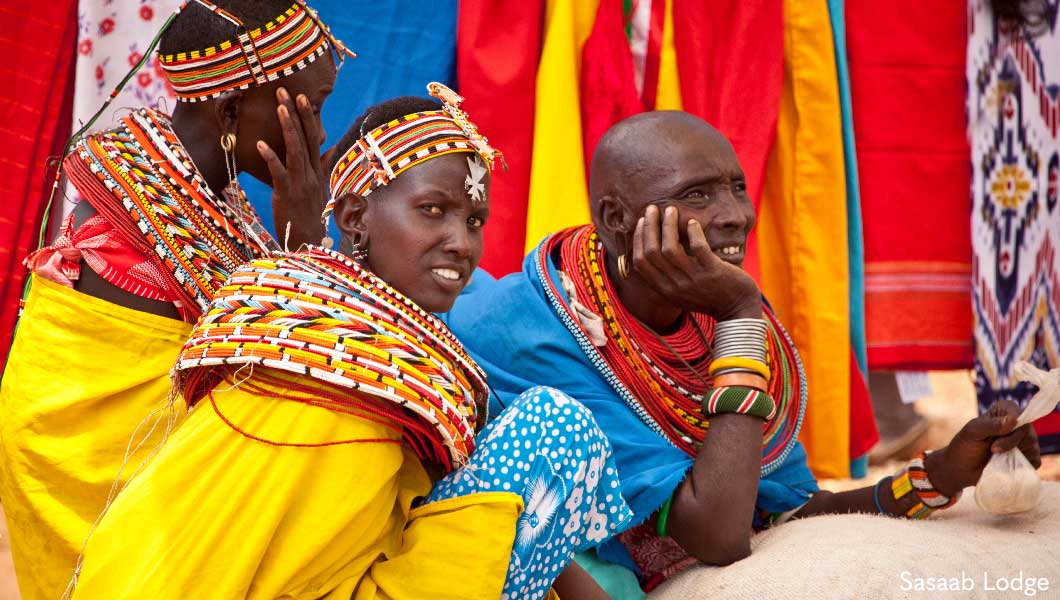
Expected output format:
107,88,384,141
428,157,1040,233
975,362,1060,514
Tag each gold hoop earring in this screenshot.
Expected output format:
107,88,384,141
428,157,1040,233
220,133,238,188
617,254,630,279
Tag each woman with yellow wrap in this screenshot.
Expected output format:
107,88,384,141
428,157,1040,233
0,2,352,599
69,87,633,600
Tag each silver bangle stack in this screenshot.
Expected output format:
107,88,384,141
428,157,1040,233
711,318,768,375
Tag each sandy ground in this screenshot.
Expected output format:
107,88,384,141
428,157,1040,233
0,371,1056,598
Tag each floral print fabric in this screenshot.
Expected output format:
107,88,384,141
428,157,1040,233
66,0,180,220
428,386,634,600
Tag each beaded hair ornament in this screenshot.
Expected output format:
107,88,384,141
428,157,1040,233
158,0,355,102
323,82,503,234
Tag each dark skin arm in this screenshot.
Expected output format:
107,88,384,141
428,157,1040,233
667,413,761,565
630,204,764,565
552,561,611,600
795,400,1041,518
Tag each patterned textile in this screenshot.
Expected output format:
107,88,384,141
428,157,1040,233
174,246,485,471
969,0,1060,452
61,107,277,321
63,0,181,221
428,386,634,600
25,213,175,303
158,1,346,103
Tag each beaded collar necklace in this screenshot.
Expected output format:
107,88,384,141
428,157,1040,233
546,225,805,463
64,108,277,321
175,246,486,471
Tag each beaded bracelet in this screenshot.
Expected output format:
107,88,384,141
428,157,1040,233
712,371,768,393
890,452,960,519
656,496,673,537
708,356,771,380
702,386,777,420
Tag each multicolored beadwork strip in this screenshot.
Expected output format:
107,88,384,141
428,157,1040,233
324,82,501,220
175,246,487,471
703,386,777,420
908,452,960,509
158,1,353,103
890,471,934,519
63,108,277,321
329,111,474,198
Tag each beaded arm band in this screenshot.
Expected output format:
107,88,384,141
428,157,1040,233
702,386,777,420
878,452,961,519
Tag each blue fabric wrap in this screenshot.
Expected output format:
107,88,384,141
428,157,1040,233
441,245,820,550
241,0,459,236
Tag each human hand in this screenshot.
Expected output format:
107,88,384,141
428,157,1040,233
926,400,1042,497
631,204,762,320
256,86,327,248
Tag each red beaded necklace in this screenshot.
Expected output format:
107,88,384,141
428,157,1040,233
556,226,716,449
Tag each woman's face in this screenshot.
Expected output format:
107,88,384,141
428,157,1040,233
337,153,491,312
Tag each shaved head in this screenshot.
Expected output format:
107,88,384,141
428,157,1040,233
588,111,753,264
589,111,735,216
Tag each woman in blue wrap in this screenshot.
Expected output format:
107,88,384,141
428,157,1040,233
443,111,1041,595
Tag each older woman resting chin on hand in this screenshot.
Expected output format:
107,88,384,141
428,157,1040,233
441,110,1041,593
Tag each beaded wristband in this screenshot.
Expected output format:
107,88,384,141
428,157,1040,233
703,386,777,420
890,452,960,519
708,356,771,380
712,371,768,393
908,452,961,509
656,496,673,537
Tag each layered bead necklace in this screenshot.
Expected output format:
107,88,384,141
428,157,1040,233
175,246,486,472
550,226,804,461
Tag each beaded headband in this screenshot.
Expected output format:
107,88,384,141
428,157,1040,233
323,82,502,226
158,0,355,103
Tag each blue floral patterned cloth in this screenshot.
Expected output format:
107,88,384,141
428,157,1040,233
428,386,634,600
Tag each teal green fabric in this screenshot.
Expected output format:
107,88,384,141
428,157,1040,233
574,550,646,600
826,0,870,479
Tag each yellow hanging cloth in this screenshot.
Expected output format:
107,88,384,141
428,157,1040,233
757,0,852,478
523,0,602,252
0,274,192,600
654,0,683,111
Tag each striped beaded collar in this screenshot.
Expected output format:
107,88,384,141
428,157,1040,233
63,107,278,321
175,246,487,471
535,225,806,473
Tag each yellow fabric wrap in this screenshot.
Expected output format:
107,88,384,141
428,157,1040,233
0,274,192,600
71,375,522,599
654,0,683,111
757,0,852,478
524,0,601,253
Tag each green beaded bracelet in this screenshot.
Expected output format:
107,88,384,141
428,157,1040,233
656,496,673,537
702,386,777,420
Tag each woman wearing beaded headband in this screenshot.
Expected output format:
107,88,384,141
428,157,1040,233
69,86,632,600
0,2,351,599
441,111,1042,593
